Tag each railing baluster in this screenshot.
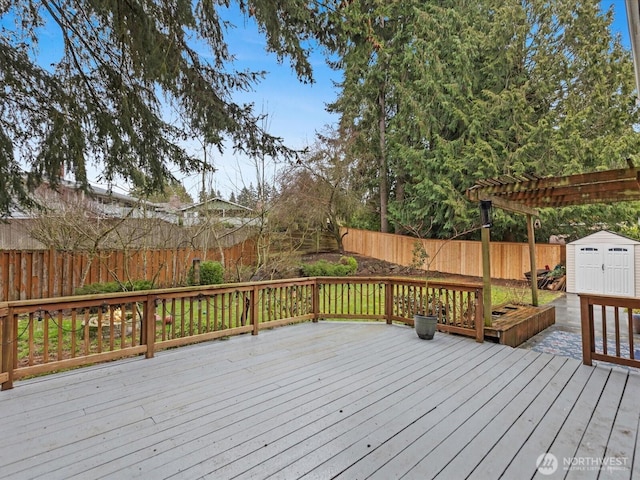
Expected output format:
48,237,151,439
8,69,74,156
43,313,50,362
601,304,607,356
614,307,621,357
28,312,34,365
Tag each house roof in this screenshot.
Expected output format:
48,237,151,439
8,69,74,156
179,197,252,212
52,178,153,206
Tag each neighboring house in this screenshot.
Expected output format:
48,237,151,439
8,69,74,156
33,179,172,221
6,178,169,220
1,182,255,250
178,198,255,227
1,179,180,249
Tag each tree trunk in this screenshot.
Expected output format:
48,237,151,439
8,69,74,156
378,87,388,233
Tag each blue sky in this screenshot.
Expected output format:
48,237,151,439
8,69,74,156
605,0,632,49
179,4,340,200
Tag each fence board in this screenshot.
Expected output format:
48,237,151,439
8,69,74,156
340,227,563,281
0,241,256,301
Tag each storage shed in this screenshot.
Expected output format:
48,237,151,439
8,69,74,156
566,230,640,297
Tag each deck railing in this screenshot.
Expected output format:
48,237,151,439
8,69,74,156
580,294,640,369
0,277,483,390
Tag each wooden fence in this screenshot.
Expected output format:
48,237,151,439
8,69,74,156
340,228,564,281
0,276,483,390
0,240,256,301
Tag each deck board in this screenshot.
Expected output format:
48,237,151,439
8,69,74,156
411,355,576,478
603,371,640,480
433,356,581,479
1,321,638,479
565,369,629,480
471,363,595,479
144,339,482,479
368,353,559,480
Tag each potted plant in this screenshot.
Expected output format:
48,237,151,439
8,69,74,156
411,240,440,339
406,220,483,340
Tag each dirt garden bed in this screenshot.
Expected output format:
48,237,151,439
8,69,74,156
299,252,528,288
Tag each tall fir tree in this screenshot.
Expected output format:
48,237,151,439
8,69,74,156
326,0,640,240
0,0,334,216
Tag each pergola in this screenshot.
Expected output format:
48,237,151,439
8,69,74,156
465,165,640,325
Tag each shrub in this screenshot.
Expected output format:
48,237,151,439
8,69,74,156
187,260,224,286
301,256,358,277
74,279,154,295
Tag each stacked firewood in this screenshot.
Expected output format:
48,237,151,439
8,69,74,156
524,265,566,291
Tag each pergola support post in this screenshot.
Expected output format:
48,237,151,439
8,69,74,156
527,214,539,307
481,227,492,327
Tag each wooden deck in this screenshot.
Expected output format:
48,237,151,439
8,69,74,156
1,322,638,479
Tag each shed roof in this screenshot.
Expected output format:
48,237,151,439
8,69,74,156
568,230,640,245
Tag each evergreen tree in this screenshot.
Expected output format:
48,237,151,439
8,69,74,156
0,0,334,216
327,0,640,240
131,179,193,204
237,184,258,208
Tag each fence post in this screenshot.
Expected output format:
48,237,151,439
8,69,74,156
143,294,156,359
1,306,14,390
192,258,201,285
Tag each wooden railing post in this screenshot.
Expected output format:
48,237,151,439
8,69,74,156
143,294,156,359
1,306,14,390
251,286,259,335
312,279,320,322
580,295,593,366
385,280,393,325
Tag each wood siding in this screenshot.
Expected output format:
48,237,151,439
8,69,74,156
0,240,256,301
341,228,563,281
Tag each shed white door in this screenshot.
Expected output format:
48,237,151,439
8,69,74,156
575,245,634,296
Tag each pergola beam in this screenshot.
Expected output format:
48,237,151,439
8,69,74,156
481,195,539,216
